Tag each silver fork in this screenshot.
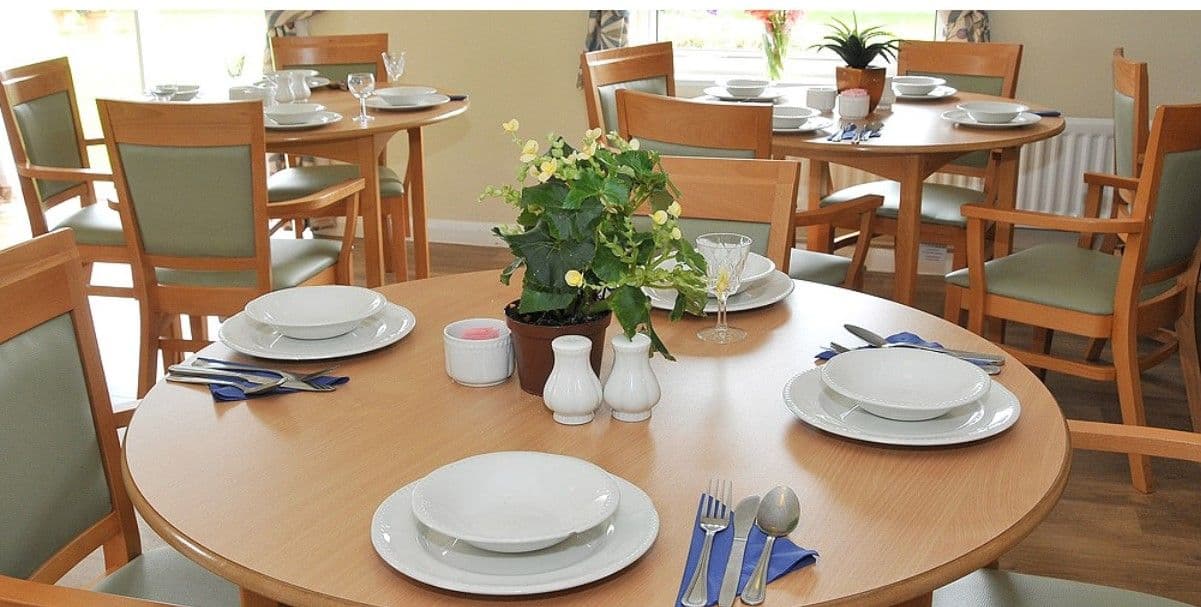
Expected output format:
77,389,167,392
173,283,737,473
191,358,336,386
682,478,733,607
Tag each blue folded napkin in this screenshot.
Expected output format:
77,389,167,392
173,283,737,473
676,495,818,607
195,357,349,401
816,331,995,368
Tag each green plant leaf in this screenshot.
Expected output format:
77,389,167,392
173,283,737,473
521,180,570,210
591,243,627,283
499,256,523,285
518,284,576,314
506,222,596,288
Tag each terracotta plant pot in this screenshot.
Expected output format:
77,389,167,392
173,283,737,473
505,301,611,396
835,66,887,113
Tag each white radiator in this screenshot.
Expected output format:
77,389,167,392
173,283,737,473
814,117,1116,216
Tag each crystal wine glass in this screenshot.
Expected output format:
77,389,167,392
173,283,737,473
347,72,376,126
224,52,246,81
382,50,406,84
695,233,752,344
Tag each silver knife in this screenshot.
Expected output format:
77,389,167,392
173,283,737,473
843,324,1006,364
718,495,761,607
167,365,331,392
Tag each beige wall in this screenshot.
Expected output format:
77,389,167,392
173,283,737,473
991,11,1201,118
310,11,588,228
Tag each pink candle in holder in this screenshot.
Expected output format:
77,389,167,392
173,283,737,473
461,326,501,340
837,88,870,120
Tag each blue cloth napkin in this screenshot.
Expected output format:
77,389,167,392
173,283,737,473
816,331,996,368
195,357,349,401
675,495,818,607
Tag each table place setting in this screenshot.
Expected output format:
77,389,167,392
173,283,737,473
164,357,348,401
771,106,834,134
891,75,958,101
941,101,1043,129
703,78,788,104
645,235,794,320
262,102,343,130
367,85,454,111
370,451,659,595
217,285,416,361
146,83,200,102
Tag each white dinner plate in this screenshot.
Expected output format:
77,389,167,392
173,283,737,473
894,85,958,101
820,348,990,420
702,86,786,103
657,252,775,296
264,111,342,130
371,475,658,595
772,116,835,134
218,302,415,360
244,285,386,340
306,76,332,88
646,270,794,313
366,94,451,111
783,367,1020,446
941,109,1042,129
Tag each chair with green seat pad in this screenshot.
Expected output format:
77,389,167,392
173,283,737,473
0,56,132,299
1088,48,1150,257
933,419,1201,607
581,41,675,134
616,89,773,159
0,229,239,607
97,99,362,397
944,103,1201,494
818,40,1024,270
651,156,882,290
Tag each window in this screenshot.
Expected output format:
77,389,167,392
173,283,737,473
628,10,938,84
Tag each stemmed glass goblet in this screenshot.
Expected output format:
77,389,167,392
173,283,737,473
382,50,406,84
695,233,752,344
347,72,376,127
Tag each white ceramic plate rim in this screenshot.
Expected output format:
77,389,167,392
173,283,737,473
646,270,794,313
410,452,621,547
264,111,342,130
217,302,415,360
941,109,1042,129
772,116,835,133
783,368,1021,446
306,76,332,88
371,476,658,595
376,85,438,97
894,85,958,100
656,252,775,296
820,348,990,412
244,285,386,330
702,86,785,102
366,94,450,111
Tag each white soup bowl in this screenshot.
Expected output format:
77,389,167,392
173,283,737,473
244,285,385,339
892,76,945,96
263,102,326,125
957,101,1029,124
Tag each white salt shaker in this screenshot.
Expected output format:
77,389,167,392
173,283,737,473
837,88,870,120
542,335,603,425
604,333,661,422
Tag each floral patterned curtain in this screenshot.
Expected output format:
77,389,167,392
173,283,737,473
578,10,628,86
938,10,990,42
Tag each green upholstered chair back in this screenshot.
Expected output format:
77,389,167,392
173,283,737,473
270,33,388,84
582,41,675,132
1111,49,1149,180
1113,91,1137,177
281,62,378,85
11,91,85,202
0,314,113,579
1142,149,1201,274
598,77,668,138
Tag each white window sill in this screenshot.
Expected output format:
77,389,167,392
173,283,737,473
674,49,897,89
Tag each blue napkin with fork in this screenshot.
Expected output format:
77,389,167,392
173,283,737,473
676,495,818,606
195,357,349,401
815,331,997,369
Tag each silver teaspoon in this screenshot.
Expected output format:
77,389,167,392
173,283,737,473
741,486,801,605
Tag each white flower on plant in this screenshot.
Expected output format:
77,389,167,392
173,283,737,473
627,138,641,151
671,227,682,240
527,165,539,179
584,127,603,141
651,210,668,225
667,201,682,217
497,223,525,235
564,269,584,287
502,119,519,133
537,159,558,182
520,139,540,163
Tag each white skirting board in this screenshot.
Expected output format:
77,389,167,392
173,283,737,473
313,218,506,248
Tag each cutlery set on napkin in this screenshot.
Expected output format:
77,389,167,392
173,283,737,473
165,357,348,401
818,324,1005,373
826,122,883,143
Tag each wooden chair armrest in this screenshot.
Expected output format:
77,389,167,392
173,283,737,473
84,136,106,147
107,197,120,211
0,575,173,606
793,195,883,227
1082,172,1139,192
18,162,111,182
268,178,366,218
1069,420,1201,463
960,204,1144,235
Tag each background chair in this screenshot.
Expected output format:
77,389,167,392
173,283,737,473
933,419,1199,606
819,40,1023,269
943,103,1201,493
0,229,238,606
0,57,129,298
269,33,415,280
581,41,675,134
656,156,881,288
1089,47,1150,257
97,99,362,397
616,88,772,159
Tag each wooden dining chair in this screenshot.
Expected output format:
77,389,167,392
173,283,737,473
0,57,129,299
655,156,882,288
0,229,239,606
934,419,1199,606
1088,47,1150,258
269,33,414,279
581,41,675,133
616,89,773,159
943,103,1201,493
819,40,1024,270
97,99,362,397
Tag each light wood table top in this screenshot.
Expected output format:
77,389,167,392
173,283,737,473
263,87,468,145
122,272,1070,607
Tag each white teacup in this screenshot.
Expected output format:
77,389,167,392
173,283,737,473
443,318,514,387
806,86,837,112
263,102,325,125
229,86,267,101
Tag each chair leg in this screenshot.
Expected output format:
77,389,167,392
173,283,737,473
1112,326,1154,493
188,315,208,343
387,193,410,282
1031,328,1053,382
293,219,305,239
1175,311,1201,432
943,285,963,325
1085,338,1108,362
137,311,162,398
165,315,186,365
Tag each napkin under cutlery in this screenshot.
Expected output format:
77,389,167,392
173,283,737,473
676,495,817,607
816,331,997,368
190,357,349,401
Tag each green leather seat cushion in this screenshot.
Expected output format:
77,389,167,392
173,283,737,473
92,546,238,607
267,165,403,202
821,180,984,227
789,248,850,286
945,244,1174,315
155,238,341,289
933,569,1191,606
50,204,125,247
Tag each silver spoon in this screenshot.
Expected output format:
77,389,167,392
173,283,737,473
741,486,801,605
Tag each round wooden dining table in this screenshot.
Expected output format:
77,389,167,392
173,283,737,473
265,87,469,287
122,272,1070,607
772,91,1065,307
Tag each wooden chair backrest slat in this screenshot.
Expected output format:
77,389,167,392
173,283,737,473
581,41,675,132
616,89,772,160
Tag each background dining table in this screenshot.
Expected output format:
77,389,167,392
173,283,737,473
771,91,1065,306
265,87,468,287
121,272,1069,607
